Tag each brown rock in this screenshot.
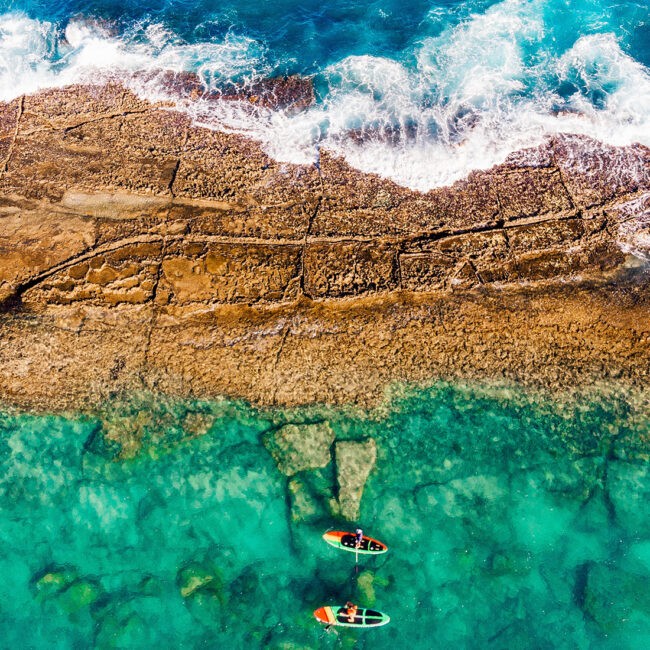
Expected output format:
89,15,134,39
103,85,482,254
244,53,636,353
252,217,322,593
161,242,302,304
400,252,457,291
304,241,398,297
495,168,574,220
315,150,418,237
21,240,162,307
506,218,584,251
436,230,508,259
608,193,650,261
172,125,321,236
552,134,650,209
0,206,96,289
20,83,150,131
314,152,499,237
0,97,20,165
0,83,648,415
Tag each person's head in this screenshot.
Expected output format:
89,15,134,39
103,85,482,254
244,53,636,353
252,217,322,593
356,528,362,534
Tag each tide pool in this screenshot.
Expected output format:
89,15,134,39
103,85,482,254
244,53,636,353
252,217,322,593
0,383,649,647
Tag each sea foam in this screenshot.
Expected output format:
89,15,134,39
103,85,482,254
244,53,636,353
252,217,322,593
0,0,648,191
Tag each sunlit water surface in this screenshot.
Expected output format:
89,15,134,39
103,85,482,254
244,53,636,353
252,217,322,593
0,383,649,648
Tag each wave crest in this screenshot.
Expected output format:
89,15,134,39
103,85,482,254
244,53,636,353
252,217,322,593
0,0,648,191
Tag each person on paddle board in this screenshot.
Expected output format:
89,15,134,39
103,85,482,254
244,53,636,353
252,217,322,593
355,528,363,549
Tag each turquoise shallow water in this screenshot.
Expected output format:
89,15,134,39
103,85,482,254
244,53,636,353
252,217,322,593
1,384,649,648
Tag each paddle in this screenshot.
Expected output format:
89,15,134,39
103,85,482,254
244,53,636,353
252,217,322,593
320,624,338,638
355,528,361,572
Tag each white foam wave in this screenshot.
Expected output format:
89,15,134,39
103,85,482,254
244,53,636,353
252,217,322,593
0,13,269,102
166,1,650,191
0,2,649,192
308,0,650,190
615,194,650,262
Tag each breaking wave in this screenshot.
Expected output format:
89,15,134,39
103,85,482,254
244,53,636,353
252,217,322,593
0,0,649,190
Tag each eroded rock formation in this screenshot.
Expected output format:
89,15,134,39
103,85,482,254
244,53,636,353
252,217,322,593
0,83,649,411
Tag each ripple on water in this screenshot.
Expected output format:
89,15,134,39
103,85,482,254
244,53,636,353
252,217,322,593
0,383,649,647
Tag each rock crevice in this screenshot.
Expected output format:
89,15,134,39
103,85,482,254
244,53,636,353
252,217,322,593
0,83,649,411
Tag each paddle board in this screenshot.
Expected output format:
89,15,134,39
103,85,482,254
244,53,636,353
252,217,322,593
314,605,390,628
322,530,387,554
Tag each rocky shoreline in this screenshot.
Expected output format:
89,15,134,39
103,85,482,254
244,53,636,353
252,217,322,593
0,82,649,413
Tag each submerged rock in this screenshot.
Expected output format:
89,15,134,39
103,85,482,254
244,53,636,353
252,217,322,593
263,422,335,476
357,570,376,605
102,412,154,459
56,579,103,614
433,474,507,518
95,401,217,459
176,562,223,599
138,575,162,597
182,411,216,438
581,563,650,633
485,550,532,577
228,563,285,624
355,570,389,606
176,561,225,629
288,477,319,523
287,465,334,523
32,566,78,599
334,438,377,520
93,597,160,647
608,461,650,538
32,565,103,617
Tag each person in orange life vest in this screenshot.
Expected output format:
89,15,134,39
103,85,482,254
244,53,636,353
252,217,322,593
345,601,358,622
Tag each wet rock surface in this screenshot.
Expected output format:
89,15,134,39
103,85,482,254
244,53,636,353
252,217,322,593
0,83,649,411
144,70,316,111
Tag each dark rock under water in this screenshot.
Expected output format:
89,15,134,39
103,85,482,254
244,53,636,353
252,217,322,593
0,383,648,648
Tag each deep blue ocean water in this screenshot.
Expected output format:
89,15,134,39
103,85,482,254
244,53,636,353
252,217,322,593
0,384,649,648
0,0,648,188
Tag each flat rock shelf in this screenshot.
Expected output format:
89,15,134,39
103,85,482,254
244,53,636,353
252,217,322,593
0,83,649,412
